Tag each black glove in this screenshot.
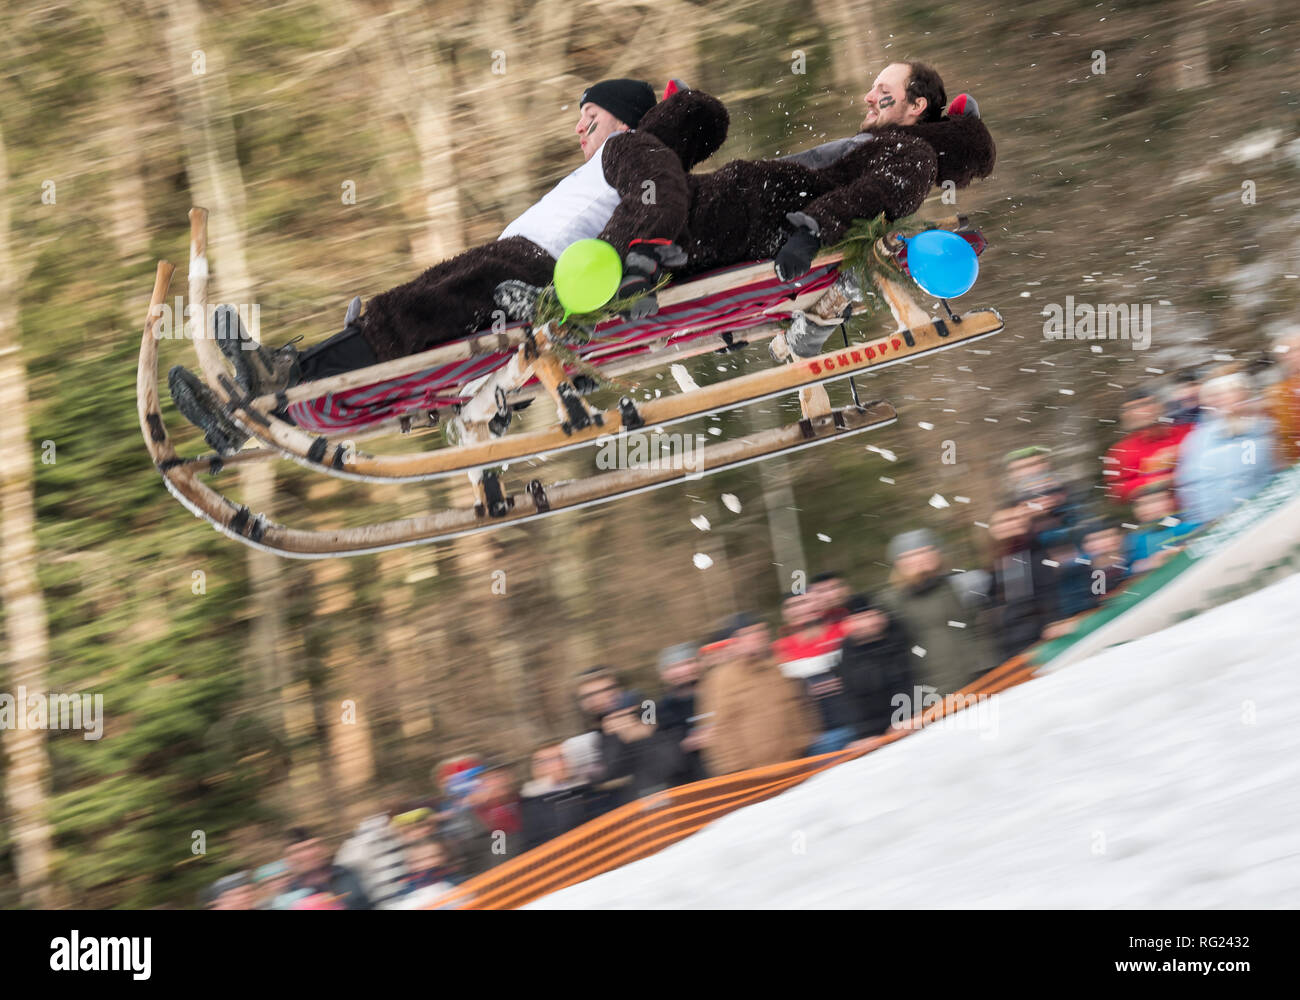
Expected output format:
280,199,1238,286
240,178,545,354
774,217,821,282
617,241,685,321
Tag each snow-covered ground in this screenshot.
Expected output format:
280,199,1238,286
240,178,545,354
532,573,1300,908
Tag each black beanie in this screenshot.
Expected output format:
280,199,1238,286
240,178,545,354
580,79,657,128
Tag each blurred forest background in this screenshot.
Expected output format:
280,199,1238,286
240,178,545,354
0,0,1296,907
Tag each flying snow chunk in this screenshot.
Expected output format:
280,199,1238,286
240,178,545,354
692,553,714,570
670,364,700,393
929,494,950,509
721,493,742,513
816,533,832,543
691,515,711,532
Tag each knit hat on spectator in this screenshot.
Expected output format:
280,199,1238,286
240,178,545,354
212,871,251,898
392,806,433,827
657,642,698,672
720,610,763,639
886,529,940,562
1133,478,1173,498
846,592,875,615
254,860,288,883
580,79,657,128
436,755,482,789
1003,444,1052,465
602,690,644,719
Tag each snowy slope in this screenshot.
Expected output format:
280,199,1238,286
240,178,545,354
531,573,1300,909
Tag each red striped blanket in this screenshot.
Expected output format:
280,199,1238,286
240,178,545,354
287,260,841,433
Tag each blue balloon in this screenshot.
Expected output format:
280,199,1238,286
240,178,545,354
904,229,979,298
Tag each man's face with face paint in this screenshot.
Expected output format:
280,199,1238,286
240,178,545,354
861,63,925,131
575,103,628,161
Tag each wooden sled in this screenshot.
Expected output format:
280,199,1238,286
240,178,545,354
138,209,1002,557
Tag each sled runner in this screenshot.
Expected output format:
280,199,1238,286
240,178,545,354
138,208,1002,558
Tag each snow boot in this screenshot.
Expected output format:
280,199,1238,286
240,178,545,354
167,365,248,455
784,311,838,358
493,280,544,322
211,303,302,398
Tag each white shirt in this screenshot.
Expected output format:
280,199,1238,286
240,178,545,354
498,134,624,258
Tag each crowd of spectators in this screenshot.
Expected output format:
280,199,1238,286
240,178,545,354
204,335,1300,908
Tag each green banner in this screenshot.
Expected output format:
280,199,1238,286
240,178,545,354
1029,461,1300,668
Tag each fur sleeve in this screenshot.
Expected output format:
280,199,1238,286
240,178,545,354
799,132,937,245
597,131,689,258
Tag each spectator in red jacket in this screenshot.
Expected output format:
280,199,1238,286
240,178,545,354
466,764,523,865
773,592,855,754
1102,387,1194,503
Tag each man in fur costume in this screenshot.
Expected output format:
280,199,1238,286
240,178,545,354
170,79,728,454
678,61,995,281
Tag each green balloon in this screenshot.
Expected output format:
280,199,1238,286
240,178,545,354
553,238,623,315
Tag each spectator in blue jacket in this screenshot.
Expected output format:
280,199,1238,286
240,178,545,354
1174,372,1276,526
1126,482,1197,574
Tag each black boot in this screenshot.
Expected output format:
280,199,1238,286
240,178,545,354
211,304,302,397
168,366,249,455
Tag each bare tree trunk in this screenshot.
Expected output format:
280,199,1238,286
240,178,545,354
461,0,576,218
819,0,882,95
758,457,810,596
1172,20,1210,91
155,0,289,725
89,0,154,264
0,126,56,909
343,2,467,262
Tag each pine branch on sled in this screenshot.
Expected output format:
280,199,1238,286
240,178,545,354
137,208,1003,558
